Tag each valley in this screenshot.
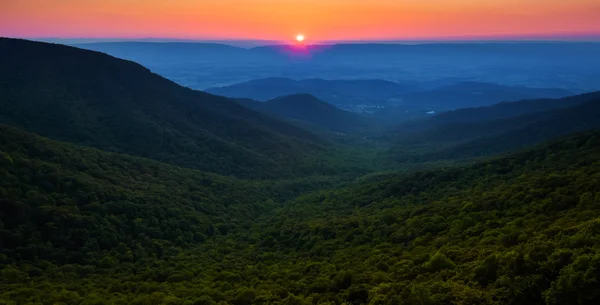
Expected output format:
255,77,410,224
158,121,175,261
1,38,599,305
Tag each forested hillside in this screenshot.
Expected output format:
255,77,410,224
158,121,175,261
2,125,599,304
237,130,600,305
0,38,330,178
0,124,293,265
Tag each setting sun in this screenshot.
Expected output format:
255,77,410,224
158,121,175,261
296,34,305,42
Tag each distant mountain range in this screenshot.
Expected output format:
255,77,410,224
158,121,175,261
209,77,573,119
75,41,600,66
73,41,600,91
207,78,422,112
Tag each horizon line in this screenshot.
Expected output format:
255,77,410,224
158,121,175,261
14,36,600,48
5,33,600,48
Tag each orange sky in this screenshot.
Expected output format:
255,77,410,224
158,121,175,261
2,0,600,41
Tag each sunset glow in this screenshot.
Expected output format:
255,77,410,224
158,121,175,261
2,0,600,41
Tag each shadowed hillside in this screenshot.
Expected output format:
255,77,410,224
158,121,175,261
0,38,330,178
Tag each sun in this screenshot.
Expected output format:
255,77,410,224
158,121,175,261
296,34,305,42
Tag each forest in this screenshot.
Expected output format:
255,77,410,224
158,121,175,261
2,126,600,305
1,38,599,305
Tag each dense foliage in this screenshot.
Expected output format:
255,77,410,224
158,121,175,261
245,131,600,305
0,124,344,266
2,126,599,304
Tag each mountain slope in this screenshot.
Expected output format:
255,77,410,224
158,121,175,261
389,92,600,162
0,38,326,178
437,98,600,159
237,94,369,131
0,124,272,265
238,130,600,304
418,91,600,127
0,124,345,266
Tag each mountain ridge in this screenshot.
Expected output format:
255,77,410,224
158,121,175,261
389,92,600,162
0,38,329,178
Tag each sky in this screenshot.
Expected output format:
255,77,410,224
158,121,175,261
2,0,600,42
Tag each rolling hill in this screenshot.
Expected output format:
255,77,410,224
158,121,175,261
236,94,369,132
0,38,329,178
